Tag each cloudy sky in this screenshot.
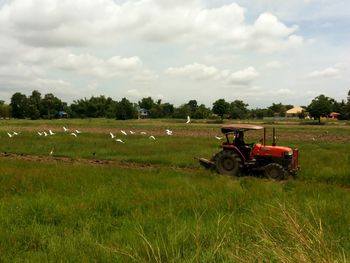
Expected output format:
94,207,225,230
0,0,349,107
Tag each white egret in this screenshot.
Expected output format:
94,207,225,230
71,132,77,137
129,130,135,135
49,130,55,135
215,136,223,140
115,139,125,144
43,132,48,136
149,135,156,140
38,132,42,136
75,130,81,134
166,129,173,135
186,115,191,124
13,131,18,136
63,126,69,132
110,132,115,139
7,132,13,138
49,148,54,156
140,131,147,135
120,130,127,135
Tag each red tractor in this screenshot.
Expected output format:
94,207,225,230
199,124,299,179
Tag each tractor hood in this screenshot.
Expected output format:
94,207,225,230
251,144,293,158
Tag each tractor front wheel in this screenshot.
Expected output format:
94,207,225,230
213,150,242,176
263,163,287,180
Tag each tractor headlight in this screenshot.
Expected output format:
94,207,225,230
284,150,293,159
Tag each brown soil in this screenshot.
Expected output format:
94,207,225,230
0,152,197,173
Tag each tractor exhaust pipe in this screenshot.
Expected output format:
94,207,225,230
272,127,276,146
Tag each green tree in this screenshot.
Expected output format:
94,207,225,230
187,100,198,117
193,104,211,119
229,100,249,119
10,92,28,119
212,99,229,119
173,104,191,119
307,94,334,123
0,101,11,118
41,93,64,119
115,98,136,120
27,90,42,119
138,97,155,111
268,103,287,117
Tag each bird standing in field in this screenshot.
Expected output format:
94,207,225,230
186,115,191,124
115,139,125,144
49,130,55,136
129,130,135,135
166,129,173,135
7,132,13,138
43,131,48,136
49,148,54,156
110,132,115,139
215,136,223,140
71,132,77,137
120,130,127,135
75,130,81,134
38,132,42,136
63,126,69,132
149,135,156,140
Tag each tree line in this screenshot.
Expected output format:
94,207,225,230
0,90,350,121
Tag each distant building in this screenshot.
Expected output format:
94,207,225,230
286,106,304,117
138,108,149,119
329,112,341,120
57,111,68,118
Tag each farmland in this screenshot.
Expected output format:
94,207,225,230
0,119,350,262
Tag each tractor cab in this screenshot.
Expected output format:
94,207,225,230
220,124,264,160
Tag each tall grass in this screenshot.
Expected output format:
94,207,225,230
0,158,349,262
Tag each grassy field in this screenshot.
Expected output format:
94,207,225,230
0,119,349,262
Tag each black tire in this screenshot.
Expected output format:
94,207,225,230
264,163,287,180
213,150,242,176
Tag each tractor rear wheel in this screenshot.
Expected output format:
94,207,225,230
213,150,242,176
264,163,287,180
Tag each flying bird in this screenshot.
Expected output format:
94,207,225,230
70,132,77,137
110,132,115,139
120,130,127,135
63,126,69,132
186,115,191,124
115,139,125,144
149,135,156,140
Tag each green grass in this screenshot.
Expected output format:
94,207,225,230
0,119,349,262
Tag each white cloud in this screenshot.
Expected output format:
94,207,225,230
307,67,341,79
227,67,260,85
165,63,219,81
265,61,283,69
0,0,304,52
166,63,259,85
126,88,164,99
54,53,158,82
